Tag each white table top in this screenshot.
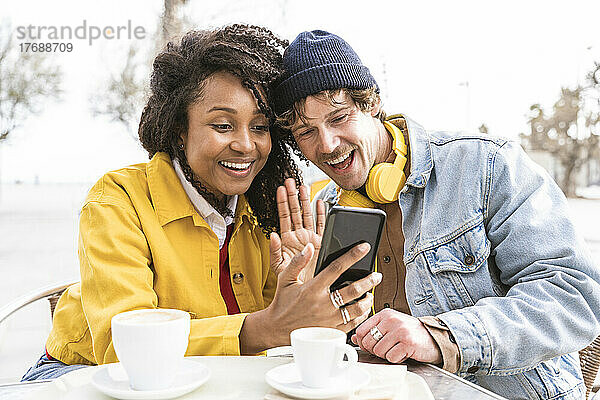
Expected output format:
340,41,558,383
1,356,431,400
1,353,509,400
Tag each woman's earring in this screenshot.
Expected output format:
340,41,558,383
179,143,184,150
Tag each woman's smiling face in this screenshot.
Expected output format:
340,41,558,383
180,71,272,201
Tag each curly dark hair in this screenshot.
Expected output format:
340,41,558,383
138,24,302,235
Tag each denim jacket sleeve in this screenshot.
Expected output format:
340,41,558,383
437,140,600,376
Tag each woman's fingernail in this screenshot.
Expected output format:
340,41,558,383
358,243,370,252
373,272,383,284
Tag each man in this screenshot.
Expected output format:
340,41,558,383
272,30,600,399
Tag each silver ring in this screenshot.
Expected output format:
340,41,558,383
329,290,344,309
341,307,350,325
329,292,340,309
370,326,384,342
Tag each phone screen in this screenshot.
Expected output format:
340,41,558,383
315,206,386,291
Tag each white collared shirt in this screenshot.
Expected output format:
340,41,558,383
172,159,237,249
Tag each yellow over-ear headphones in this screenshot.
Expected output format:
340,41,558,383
338,119,408,207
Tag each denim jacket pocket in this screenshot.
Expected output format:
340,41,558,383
424,219,490,274
423,220,493,308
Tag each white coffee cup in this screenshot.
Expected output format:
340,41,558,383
111,308,190,390
290,327,358,388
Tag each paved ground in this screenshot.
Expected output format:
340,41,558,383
0,183,599,383
0,183,87,382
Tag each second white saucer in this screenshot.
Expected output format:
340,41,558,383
265,362,370,399
91,359,210,400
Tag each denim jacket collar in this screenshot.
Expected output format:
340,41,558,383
387,114,433,189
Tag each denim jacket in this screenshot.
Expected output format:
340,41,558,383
315,115,600,399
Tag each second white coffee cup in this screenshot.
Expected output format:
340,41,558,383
291,327,358,388
111,308,190,391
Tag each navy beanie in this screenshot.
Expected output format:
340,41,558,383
273,30,379,114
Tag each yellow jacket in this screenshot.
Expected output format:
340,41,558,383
46,152,277,365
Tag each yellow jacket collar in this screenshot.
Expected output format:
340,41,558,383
146,152,257,227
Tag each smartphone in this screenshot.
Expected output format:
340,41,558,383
314,206,386,292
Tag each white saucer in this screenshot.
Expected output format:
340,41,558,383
265,362,370,399
91,359,210,400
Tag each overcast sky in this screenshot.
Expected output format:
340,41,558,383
1,0,600,183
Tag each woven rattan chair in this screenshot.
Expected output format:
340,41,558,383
580,335,600,399
0,280,78,326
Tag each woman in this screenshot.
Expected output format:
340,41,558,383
22,24,379,381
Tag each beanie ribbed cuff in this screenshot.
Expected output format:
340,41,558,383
274,63,377,114
272,30,379,115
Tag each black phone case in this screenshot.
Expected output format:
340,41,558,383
314,206,386,293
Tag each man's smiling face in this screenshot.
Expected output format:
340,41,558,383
290,91,387,190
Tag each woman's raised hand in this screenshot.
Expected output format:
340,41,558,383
269,178,326,281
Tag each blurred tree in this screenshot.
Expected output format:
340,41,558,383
0,21,62,143
585,62,600,136
520,84,600,197
90,1,289,136
89,45,146,135
158,0,190,49
90,0,191,136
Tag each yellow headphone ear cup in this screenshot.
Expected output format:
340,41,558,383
337,119,408,206
366,163,406,203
